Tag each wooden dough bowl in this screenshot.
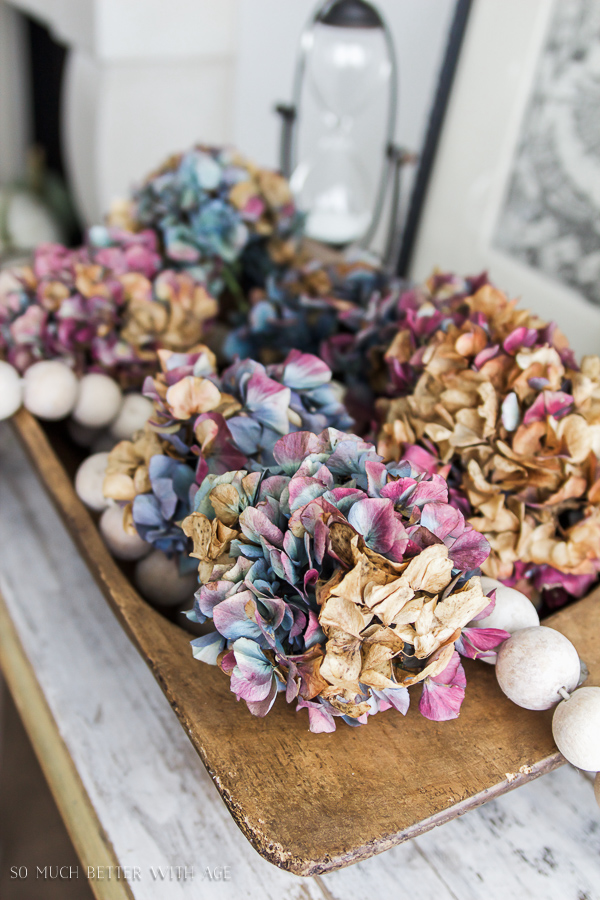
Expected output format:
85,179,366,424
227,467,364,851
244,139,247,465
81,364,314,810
11,408,600,876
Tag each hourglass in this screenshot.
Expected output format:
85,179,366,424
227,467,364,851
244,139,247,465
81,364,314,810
277,0,399,253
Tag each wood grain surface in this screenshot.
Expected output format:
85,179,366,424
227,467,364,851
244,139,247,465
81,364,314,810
8,410,600,876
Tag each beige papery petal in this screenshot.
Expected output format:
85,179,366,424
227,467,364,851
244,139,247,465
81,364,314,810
557,414,593,463
194,417,220,454
414,596,437,636
573,356,600,407
319,629,362,687
362,577,415,626
384,329,414,365
450,416,485,447
328,521,358,567
477,381,498,436
411,579,486,659
229,180,257,210
434,577,487,629
319,595,373,638
105,440,140,477
360,624,408,653
327,562,365,606
165,376,222,420
525,514,600,574
454,327,488,358
122,503,138,537
542,475,587,506
182,511,239,581
103,471,136,502
133,464,151,495
182,511,212,560
440,386,478,412
515,345,563,373
402,544,454,593
209,483,244,527
359,643,397,690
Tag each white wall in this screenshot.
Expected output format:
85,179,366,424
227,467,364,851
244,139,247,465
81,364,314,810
0,0,456,227
232,0,457,169
0,1,31,182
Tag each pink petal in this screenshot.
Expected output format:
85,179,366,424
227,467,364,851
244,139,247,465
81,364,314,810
456,626,510,660
474,344,499,370
400,444,441,476
239,506,285,548
419,652,466,721
523,391,573,425
420,502,464,541
503,326,539,354
447,527,490,570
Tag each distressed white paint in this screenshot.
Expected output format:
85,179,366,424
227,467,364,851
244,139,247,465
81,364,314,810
0,422,599,898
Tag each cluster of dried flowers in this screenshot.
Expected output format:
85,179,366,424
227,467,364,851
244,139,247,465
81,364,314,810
225,261,488,432
10,135,598,729
0,227,217,387
103,347,352,559
181,428,506,731
376,281,600,609
223,248,385,362
112,145,304,297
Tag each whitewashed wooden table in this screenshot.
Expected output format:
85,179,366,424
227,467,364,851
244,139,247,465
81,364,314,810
0,420,599,900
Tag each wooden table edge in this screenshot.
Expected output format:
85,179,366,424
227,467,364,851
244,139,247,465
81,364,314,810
0,587,135,900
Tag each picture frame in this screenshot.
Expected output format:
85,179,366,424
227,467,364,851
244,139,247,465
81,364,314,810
404,0,600,359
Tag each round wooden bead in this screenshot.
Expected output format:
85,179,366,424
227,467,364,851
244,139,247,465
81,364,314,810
552,687,600,772
0,361,23,420
476,577,540,633
109,393,153,441
23,360,79,420
99,505,150,561
72,373,123,428
74,452,111,512
134,550,198,608
495,626,580,710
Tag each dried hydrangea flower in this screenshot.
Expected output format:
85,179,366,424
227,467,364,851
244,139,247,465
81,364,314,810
0,227,218,387
182,428,505,732
377,280,600,609
225,262,489,434
223,249,385,365
115,145,304,298
103,348,353,556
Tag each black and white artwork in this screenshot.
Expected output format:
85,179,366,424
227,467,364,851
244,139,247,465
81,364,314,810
494,0,600,307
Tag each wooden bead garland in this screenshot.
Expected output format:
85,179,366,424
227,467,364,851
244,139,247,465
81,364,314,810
552,687,600,772
0,361,23,420
491,591,599,809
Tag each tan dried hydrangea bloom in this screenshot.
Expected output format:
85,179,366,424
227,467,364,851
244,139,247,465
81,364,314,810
119,271,218,353
316,524,487,717
182,509,241,583
377,285,600,595
103,428,169,503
